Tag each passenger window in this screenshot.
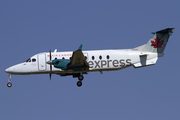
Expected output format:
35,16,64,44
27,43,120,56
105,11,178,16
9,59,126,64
32,58,36,62
99,55,102,60
92,56,95,60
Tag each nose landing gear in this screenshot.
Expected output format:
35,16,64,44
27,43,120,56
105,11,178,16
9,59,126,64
7,74,12,88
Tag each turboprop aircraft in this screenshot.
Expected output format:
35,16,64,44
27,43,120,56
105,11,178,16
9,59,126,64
5,28,174,87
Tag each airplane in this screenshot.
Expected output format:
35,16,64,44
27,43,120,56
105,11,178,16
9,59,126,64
5,28,174,87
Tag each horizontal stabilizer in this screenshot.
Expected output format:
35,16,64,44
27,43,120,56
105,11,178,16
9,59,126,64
133,57,158,68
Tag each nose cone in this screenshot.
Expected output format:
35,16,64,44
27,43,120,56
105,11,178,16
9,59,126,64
5,63,27,74
5,64,21,74
5,67,13,73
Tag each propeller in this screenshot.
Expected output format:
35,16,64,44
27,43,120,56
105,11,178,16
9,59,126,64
46,49,52,80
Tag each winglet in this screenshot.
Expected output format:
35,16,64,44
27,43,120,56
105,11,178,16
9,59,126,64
78,44,83,51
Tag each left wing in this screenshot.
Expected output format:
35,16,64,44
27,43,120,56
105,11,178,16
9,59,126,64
67,44,89,71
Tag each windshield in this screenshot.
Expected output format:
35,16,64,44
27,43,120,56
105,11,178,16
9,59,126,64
26,58,31,62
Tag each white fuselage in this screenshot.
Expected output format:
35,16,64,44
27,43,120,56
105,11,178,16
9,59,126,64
5,49,159,75
4,28,173,88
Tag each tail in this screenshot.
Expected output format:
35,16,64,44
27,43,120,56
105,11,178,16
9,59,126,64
135,28,174,53
133,28,174,68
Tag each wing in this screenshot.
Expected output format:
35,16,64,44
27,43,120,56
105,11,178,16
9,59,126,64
67,44,89,71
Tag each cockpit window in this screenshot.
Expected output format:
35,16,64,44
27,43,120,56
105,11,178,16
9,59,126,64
26,58,31,62
32,58,36,62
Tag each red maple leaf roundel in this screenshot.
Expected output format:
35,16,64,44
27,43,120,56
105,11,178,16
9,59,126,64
151,37,164,48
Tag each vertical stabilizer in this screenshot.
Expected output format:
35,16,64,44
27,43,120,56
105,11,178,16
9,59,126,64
142,28,174,53
133,28,174,68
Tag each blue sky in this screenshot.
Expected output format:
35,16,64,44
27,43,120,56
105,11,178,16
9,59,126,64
1,0,180,120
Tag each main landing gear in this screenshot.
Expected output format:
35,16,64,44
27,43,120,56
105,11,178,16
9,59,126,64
77,75,84,87
7,74,12,88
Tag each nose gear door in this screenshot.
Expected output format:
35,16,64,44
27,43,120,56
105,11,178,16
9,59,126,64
38,54,47,71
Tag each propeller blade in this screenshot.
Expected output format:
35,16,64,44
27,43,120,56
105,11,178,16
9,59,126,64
49,49,52,61
50,63,52,80
50,72,52,80
49,49,52,80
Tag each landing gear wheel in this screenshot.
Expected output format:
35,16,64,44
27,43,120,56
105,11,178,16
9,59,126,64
78,75,84,81
77,81,82,87
7,82,12,88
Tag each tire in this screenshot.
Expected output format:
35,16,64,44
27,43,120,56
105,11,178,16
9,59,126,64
77,81,82,87
7,82,12,87
78,75,84,81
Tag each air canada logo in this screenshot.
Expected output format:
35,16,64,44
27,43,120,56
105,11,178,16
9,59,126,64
151,37,164,48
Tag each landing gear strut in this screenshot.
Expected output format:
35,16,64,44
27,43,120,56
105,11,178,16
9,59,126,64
7,74,12,88
77,75,84,87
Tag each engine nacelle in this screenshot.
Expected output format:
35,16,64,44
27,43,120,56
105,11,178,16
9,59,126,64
52,59,70,70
